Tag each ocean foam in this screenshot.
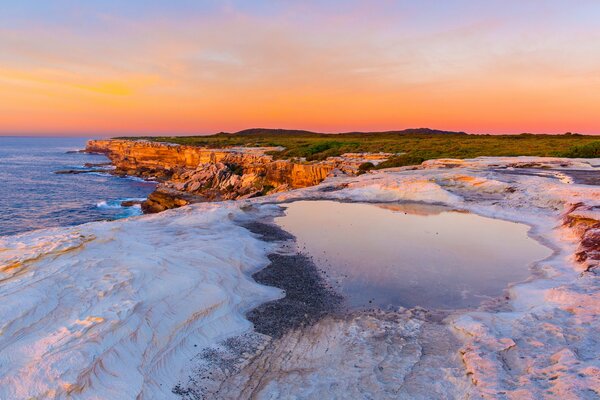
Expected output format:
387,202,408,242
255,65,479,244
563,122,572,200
96,198,146,209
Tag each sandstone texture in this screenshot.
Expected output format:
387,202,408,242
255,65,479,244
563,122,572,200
2,156,600,399
86,139,390,212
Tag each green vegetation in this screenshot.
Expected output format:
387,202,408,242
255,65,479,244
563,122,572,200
118,129,600,167
357,162,375,174
561,141,600,158
374,153,428,169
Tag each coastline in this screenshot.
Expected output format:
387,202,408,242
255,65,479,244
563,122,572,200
0,137,157,237
0,154,599,398
83,139,391,213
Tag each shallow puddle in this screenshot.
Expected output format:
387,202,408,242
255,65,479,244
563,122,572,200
275,200,552,310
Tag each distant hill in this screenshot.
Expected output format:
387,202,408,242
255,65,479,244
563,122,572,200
229,128,467,136
231,128,321,136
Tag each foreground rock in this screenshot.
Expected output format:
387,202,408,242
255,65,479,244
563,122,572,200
86,139,391,212
1,156,599,399
141,188,202,213
176,156,600,399
120,200,143,207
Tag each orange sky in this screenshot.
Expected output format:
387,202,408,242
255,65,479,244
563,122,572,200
1,1,600,135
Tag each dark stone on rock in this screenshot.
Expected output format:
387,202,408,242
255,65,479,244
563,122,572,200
121,200,143,207
240,222,295,242
142,191,184,213
246,253,342,339
83,162,112,168
54,169,108,174
141,187,203,213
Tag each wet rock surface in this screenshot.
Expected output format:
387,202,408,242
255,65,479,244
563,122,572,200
141,188,204,213
559,169,600,185
120,200,143,207
180,310,472,399
83,162,112,168
54,168,111,174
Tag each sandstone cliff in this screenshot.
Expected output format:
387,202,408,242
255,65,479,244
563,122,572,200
87,140,387,212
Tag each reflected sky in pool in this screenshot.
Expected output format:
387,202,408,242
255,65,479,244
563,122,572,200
275,200,553,310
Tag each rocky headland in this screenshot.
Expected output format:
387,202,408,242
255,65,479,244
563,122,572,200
86,139,391,212
1,153,599,399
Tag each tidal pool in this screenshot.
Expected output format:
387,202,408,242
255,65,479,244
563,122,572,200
275,200,552,310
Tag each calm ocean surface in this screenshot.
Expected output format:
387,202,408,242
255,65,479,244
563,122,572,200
0,137,157,237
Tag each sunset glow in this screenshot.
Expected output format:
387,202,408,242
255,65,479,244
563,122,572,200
2,1,600,135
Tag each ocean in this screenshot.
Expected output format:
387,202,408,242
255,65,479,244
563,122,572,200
0,137,156,237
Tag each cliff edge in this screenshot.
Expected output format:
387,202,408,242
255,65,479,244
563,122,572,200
86,139,390,212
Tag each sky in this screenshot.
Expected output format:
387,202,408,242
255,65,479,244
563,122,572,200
1,0,600,136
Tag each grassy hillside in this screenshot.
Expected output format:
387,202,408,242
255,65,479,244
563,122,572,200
118,129,600,168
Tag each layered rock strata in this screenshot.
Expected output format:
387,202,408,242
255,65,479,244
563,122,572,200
2,156,599,399
86,139,390,212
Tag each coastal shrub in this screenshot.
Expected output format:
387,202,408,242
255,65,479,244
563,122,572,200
562,141,600,158
357,162,375,174
303,141,343,160
306,148,339,161
374,153,427,169
304,141,363,161
126,131,600,161
307,141,341,154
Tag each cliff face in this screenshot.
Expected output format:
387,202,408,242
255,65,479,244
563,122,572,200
86,139,346,212
87,140,273,175
87,140,333,186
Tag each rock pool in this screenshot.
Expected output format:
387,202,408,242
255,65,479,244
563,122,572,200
275,200,552,309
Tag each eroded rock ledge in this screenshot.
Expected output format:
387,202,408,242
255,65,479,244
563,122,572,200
86,139,390,212
2,156,599,399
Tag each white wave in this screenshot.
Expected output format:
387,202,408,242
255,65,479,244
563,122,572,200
87,172,157,183
86,171,113,178
116,204,143,218
95,200,111,208
96,198,147,210
122,175,157,183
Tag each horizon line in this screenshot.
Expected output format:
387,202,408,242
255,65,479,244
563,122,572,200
1,127,600,137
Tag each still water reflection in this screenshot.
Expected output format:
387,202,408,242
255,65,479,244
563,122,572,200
275,201,552,310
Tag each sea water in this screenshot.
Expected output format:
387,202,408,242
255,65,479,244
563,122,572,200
0,137,156,236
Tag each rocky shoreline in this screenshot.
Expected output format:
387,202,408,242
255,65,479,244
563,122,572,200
85,139,392,213
56,141,600,398
198,157,600,399
2,155,599,399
